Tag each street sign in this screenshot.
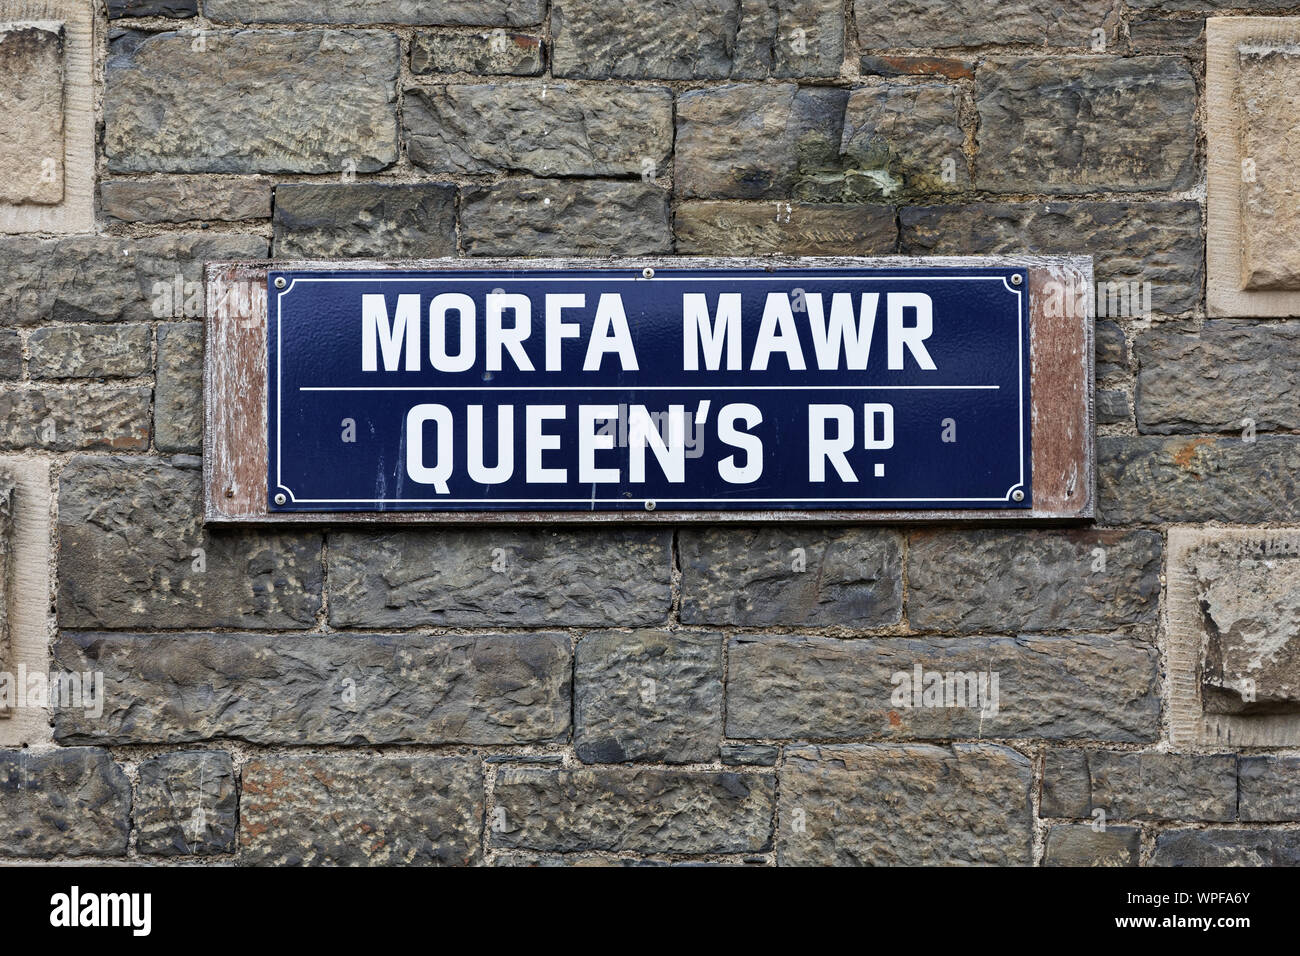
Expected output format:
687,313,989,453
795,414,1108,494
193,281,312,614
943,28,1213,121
266,266,1032,513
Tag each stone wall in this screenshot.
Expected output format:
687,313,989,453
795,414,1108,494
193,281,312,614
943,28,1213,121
1,0,1298,866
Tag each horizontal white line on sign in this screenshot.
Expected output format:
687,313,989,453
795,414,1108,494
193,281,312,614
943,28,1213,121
299,384,1002,392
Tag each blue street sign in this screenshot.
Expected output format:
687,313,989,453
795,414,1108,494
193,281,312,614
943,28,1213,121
267,266,1032,513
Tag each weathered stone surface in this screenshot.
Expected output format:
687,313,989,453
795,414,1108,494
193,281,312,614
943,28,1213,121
551,0,844,79
106,30,399,174
205,0,546,25
1237,40,1300,289
675,201,897,255
778,744,1032,865
27,324,151,379
54,630,571,745
976,57,1197,193
1239,756,1300,821
460,179,671,256
0,233,266,325
680,528,903,627
328,528,671,627
405,84,671,177
135,751,237,855
108,0,197,16
1097,389,1129,426
0,748,130,857
0,328,19,378
1041,749,1091,817
900,202,1202,316
1044,825,1140,866
859,54,975,80
272,183,456,258
0,22,64,205
155,322,202,454
854,0,1118,49
907,530,1161,633
1191,540,1300,713
1137,323,1300,434
0,387,150,451
58,456,321,629
411,30,543,75
726,634,1160,742
1087,751,1238,822
721,744,780,766
1099,436,1300,524
1128,16,1205,54
575,630,722,764
100,178,272,222
492,767,774,853
675,84,843,199
838,83,966,196
242,754,484,865
676,82,962,201
1095,319,1127,379
1153,828,1300,866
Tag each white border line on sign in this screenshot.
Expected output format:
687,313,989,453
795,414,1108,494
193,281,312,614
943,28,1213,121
273,274,1027,506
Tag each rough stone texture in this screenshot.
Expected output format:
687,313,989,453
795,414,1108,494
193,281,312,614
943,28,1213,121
0,386,150,451
135,751,237,855
58,455,322,629
405,84,671,177
460,179,672,256
976,57,1197,193
726,634,1160,742
0,328,19,378
0,748,131,857
1097,389,1129,426
492,767,775,853
854,0,1118,49
551,0,845,79
272,182,456,259
574,630,722,764
838,83,967,197
108,0,197,16
1096,320,1128,379
1086,751,1238,822
721,744,780,766
1153,828,1300,866
1099,436,1300,525
0,233,266,325
907,530,1162,633
0,22,64,205
0,475,11,708
241,754,484,865
675,201,897,255
679,528,903,627
676,82,962,201
105,30,399,174
155,322,202,454
1237,41,1300,289
778,744,1033,865
1239,756,1300,821
900,201,1203,315
1043,825,1141,866
859,54,975,80
54,631,571,745
411,30,543,75
1128,16,1205,54
329,528,671,627
1040,749,1091,818
100,178,272,222
27,323,151,379
1191,541,1300,713
1137,323,1300,433
205,0,547,25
